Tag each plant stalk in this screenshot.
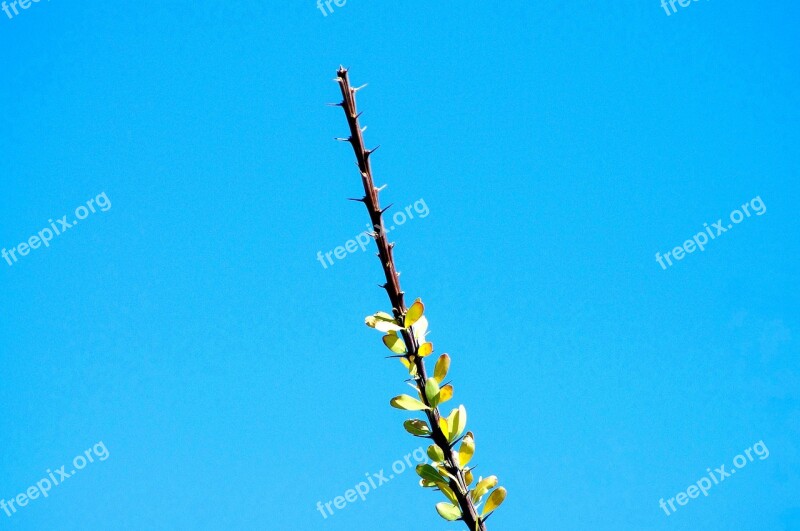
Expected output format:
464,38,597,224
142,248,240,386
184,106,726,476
335,67,487,531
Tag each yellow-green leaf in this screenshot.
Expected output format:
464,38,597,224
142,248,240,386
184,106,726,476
436,464,459,483
404,419,430,436
471,475,498,502
449,405,467,442
439,384,454,404
433,354,450,383
481,487,507,516
435,502,461,521
418,342,433,357
399,357,418,376
438,416,450,440
447,406,467,442
416,464,445,483
390,394,430,411
425,378,440,407
427,444,445,463
458,432,475,468
404,299,425,328
365,312,403,332
382,332,406,354
464,468,474,486
435,481,458,505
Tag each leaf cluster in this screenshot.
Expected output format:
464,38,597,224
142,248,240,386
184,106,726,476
366,299,507,525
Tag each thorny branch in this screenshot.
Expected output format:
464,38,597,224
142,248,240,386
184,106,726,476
334,67,488,531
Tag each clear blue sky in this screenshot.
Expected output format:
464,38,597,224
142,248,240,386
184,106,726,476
1,1,798,530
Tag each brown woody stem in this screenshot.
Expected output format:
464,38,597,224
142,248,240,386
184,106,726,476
335,67,487,531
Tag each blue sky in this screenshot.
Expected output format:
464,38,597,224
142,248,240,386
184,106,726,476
0,1,798,530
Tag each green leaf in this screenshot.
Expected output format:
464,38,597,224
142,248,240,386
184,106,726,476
390,395,430,411
433,354,450,383
404,299,425,328
365,312,403,332
481,487,507,516
404,419,431,436
427,444,445,463
435,502,461,521
416,464,445,483
382,332,406,354
458,432,475,468
425,378,441,408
